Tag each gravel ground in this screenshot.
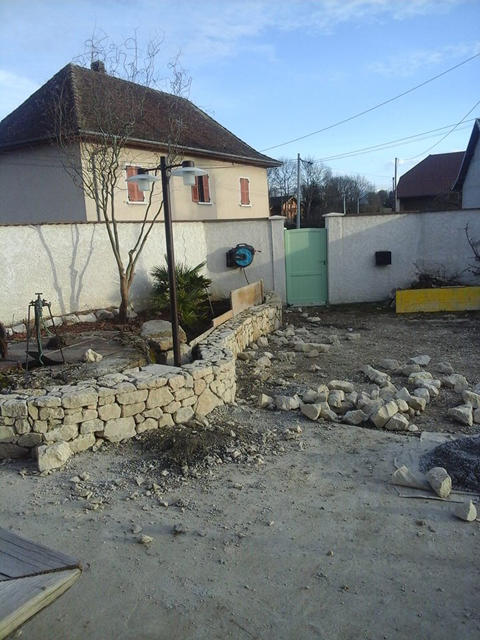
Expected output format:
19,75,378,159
1,304,480,640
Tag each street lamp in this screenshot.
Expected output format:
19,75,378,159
127,158,207,367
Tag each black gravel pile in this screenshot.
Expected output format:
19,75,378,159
419,436,480,493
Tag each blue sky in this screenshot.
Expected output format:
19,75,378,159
1,0,479,189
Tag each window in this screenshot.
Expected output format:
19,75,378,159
240,178,250,205
126,166,145,203
192,175,211,203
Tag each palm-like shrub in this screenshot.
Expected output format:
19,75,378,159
150,259,212,330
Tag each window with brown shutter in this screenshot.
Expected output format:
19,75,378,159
240,177,250,205
192,175,210,203
126,166,145,203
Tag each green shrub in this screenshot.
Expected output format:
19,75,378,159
150,259,212,330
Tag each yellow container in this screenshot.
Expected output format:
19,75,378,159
396,286,480,313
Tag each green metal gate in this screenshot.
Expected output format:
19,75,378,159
284,228,328,306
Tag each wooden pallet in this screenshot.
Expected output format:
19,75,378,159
0,528,82,639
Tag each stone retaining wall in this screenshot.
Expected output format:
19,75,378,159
0,300,282,471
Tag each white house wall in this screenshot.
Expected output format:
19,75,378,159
83,147,271,223
0,218,285,323
326,211,480,304
0,146,87,224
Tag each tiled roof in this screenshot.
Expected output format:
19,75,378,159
0,63,279,168
397,152,464,199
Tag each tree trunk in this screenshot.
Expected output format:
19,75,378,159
118,276,130,324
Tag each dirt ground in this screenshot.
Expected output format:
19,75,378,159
1,305,480,640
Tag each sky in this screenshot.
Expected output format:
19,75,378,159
0,0,479,190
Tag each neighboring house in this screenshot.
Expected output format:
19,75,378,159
396,152,463,212
452,118,480,209
269,195,297,221
0,62,280,224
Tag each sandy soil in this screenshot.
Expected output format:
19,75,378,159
1,306,480,640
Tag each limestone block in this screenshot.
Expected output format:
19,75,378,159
328,390,345,408
63,411,84,425
328,380,354,394
303,389,320,404
395,387,412,402
370,401,398,428
33,420,48,434
162,400,181,414
275,395,300,411
379,359,400,371
194,388,220,416
448,404,473,427
301,403,322,421
1,399,28,418
408,371,433,385
17,433,43,447
474,408,480,424
426,467,452,498
0,443,29,459
44,424,78,444
442,374,468,390
98,403,121,421
122,402,146,418
384,413,409,431
136,418,159,434
147,387,174,409
14,419,31,434
103,417,136,442
98,386,117,398
408,355,431,366
435,362,453,375
82,349,103,362
158,413,175,428
395,398,409,412
62,388,98,409
69,434,96,454
116,389,148,406
175,388,195,402
413,388,430,403
143,408,163,420
0,426,15,442
408,396,427,412
462,390,480,409
39,407,65,421
34,395,62,408
168,374,187,391
174,407,195,424
258,394,274,408
37,441,72,471
421,383,440,397
77,313,97,323
27,403,39,421
399,364,421,376
454,500,477,522
80,419,105,435
342,410,368,425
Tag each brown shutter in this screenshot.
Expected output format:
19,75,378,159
126,166,144,202
192,177,199,202
240,178,250,205
203,175,210,202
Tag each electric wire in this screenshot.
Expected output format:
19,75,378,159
260,52,480,152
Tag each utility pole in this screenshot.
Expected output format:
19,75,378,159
296,153,301,229
394,157,398,212
343,193,346,215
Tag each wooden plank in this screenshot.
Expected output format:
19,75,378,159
230,281,264,316
396,286,480,313
211,309,234,328
0,568,81,640
0,529,80,580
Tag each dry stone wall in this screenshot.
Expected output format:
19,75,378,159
0,301,281,471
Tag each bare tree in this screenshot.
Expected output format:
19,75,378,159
50,31,191,322
267,157,297,199
465,223,480,278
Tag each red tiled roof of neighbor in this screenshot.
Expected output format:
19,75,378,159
397,152,464,198
0,63,279,168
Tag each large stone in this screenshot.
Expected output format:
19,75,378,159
379,359,400,371
300,403,322,421
303,389,320,404
116,389,148,406
328,380,354,394
435,362,454,375
442,374,468,390
77,313,97,323
98,403,121,421
370,401,398,428
103,417,136,442
258,394,273,408
140,320,187,352
462,390,480,409
62,388,98,409
448,404,473,427
173,406,195,424
342,410,368,425
426,467,452,498
275,395,300,411
1,399,28,418
44,424,78,443
82,349,103,363
0,443,29,459
413,388,430,403
408,371,433,385
0,426,15,442
196,389,220,415
34,395,62,408
327,390,345,409
408,355,431,366
384,413,409,431
69,434,96,453
392,466,429,490
407,396,427,412
17,433,43,447
454,500,477,522
37,441,72,471
146,387,174,409
361,365,389,385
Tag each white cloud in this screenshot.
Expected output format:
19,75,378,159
0,70,39,120
368,41,480,76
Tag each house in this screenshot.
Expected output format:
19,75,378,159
0,62,280,224
452,118,480,208
269,195,297,220
396,152,463,212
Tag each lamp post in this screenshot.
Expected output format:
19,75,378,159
127,158,207,367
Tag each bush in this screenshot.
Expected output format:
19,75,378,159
150,259,212,330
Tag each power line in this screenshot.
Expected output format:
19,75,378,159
403,99,480,161
261,52,480,152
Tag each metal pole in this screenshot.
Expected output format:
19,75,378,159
160,156,181,367
394,157,398,212
296,153,301,229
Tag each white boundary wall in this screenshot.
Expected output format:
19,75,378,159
0,217,286,323
325,210,480,304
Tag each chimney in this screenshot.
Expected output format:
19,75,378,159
91,60,106,74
